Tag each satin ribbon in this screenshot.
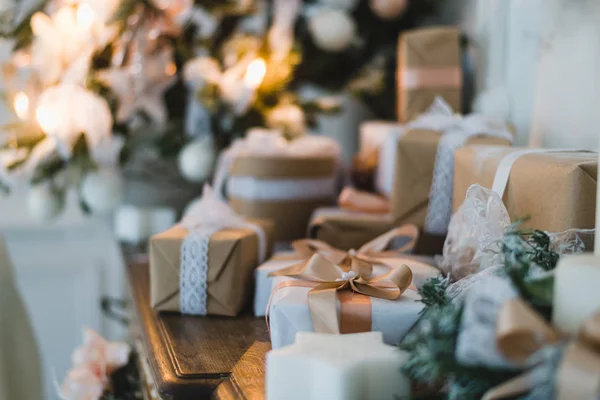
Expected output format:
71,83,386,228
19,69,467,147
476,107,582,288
269,253,412,334
337,186,391,214
212,129,340,200
483,298,600,400
291,224,420,265
400,67,462,90
490,149,593,199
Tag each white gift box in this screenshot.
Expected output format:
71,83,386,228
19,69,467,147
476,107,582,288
254,252,440,317
268,275,424,349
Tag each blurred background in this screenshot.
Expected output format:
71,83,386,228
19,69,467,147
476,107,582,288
0,0,599,398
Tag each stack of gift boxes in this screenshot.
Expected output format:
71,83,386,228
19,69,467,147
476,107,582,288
146,26,598,399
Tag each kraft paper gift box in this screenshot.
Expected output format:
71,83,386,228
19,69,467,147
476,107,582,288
308,208,396,251
389,129,512,230
397,27,462,123
453,146,598,232
268,273,424,349
214,130,341,241
254,249,440,317
150,199,274,316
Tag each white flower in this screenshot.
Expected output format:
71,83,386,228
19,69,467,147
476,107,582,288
30,4,117,85
35,83,113,152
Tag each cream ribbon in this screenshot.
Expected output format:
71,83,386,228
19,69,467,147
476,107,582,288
483,298,600,400
212,129,340,201
491,149,594,199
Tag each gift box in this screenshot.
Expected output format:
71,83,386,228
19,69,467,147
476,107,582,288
254,236,440,317
453,146,598,232
308,208,395,251
215,130,340,241
397,27,462,123
390,128,511,231
267,254,425,349
149,186,274,316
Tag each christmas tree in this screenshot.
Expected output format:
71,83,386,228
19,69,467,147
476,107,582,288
0,0,444,219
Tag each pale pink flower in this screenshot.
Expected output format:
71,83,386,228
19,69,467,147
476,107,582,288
59,367,105,400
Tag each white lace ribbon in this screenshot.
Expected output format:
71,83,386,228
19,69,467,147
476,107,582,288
179,185,267,315
417,99,514,234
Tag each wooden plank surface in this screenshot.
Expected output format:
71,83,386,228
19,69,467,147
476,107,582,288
126,261,270,400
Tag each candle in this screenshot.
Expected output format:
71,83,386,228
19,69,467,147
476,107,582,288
266,332,410,400
114,205,176,244
596,155,600,254
552,254,600,334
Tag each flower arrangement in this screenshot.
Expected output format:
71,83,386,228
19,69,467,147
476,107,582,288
58,329,133,400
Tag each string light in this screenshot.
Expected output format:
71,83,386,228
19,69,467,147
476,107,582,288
36,105,58,134
76,3,95,30
13,91,29,120
243,58,267,89
165,62,177,77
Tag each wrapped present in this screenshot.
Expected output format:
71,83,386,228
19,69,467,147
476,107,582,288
453,146,597,232
397,26,462,123
267,253,424,349
149,185,273,316
385,98,513,234
254,225,440,316
352,122,401,192
213,129,340,241
308,208,395,251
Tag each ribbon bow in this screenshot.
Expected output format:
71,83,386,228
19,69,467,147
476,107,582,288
291,224,420,268
483,299,600,400
181,184,267,263
269,253,413,334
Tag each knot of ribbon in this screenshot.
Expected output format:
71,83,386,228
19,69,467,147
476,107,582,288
269,252,413,334
483,298,600,400
181,184,267,263
291,224,420,269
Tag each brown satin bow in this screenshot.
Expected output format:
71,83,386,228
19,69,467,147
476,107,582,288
291,224,420,268
269,253,413,334
483,299,600,400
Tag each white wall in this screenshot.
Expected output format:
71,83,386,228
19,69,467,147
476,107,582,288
460,0,600,150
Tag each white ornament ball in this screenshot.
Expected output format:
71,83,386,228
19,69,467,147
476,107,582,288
369,0,408,20
320,0,360,11
80,169,125,214
27,185,65,221
178,138,216,183
309,9,356,52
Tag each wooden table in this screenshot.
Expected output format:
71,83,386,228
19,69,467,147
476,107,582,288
127,261,270,400
126,234,445,399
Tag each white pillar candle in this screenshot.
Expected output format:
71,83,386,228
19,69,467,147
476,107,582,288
114,205,176,244
553,254,600,334
596,152,600,254
266,332,410,400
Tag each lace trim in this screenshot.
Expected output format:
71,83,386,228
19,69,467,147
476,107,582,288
425,131,473,234
180,225,220,315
